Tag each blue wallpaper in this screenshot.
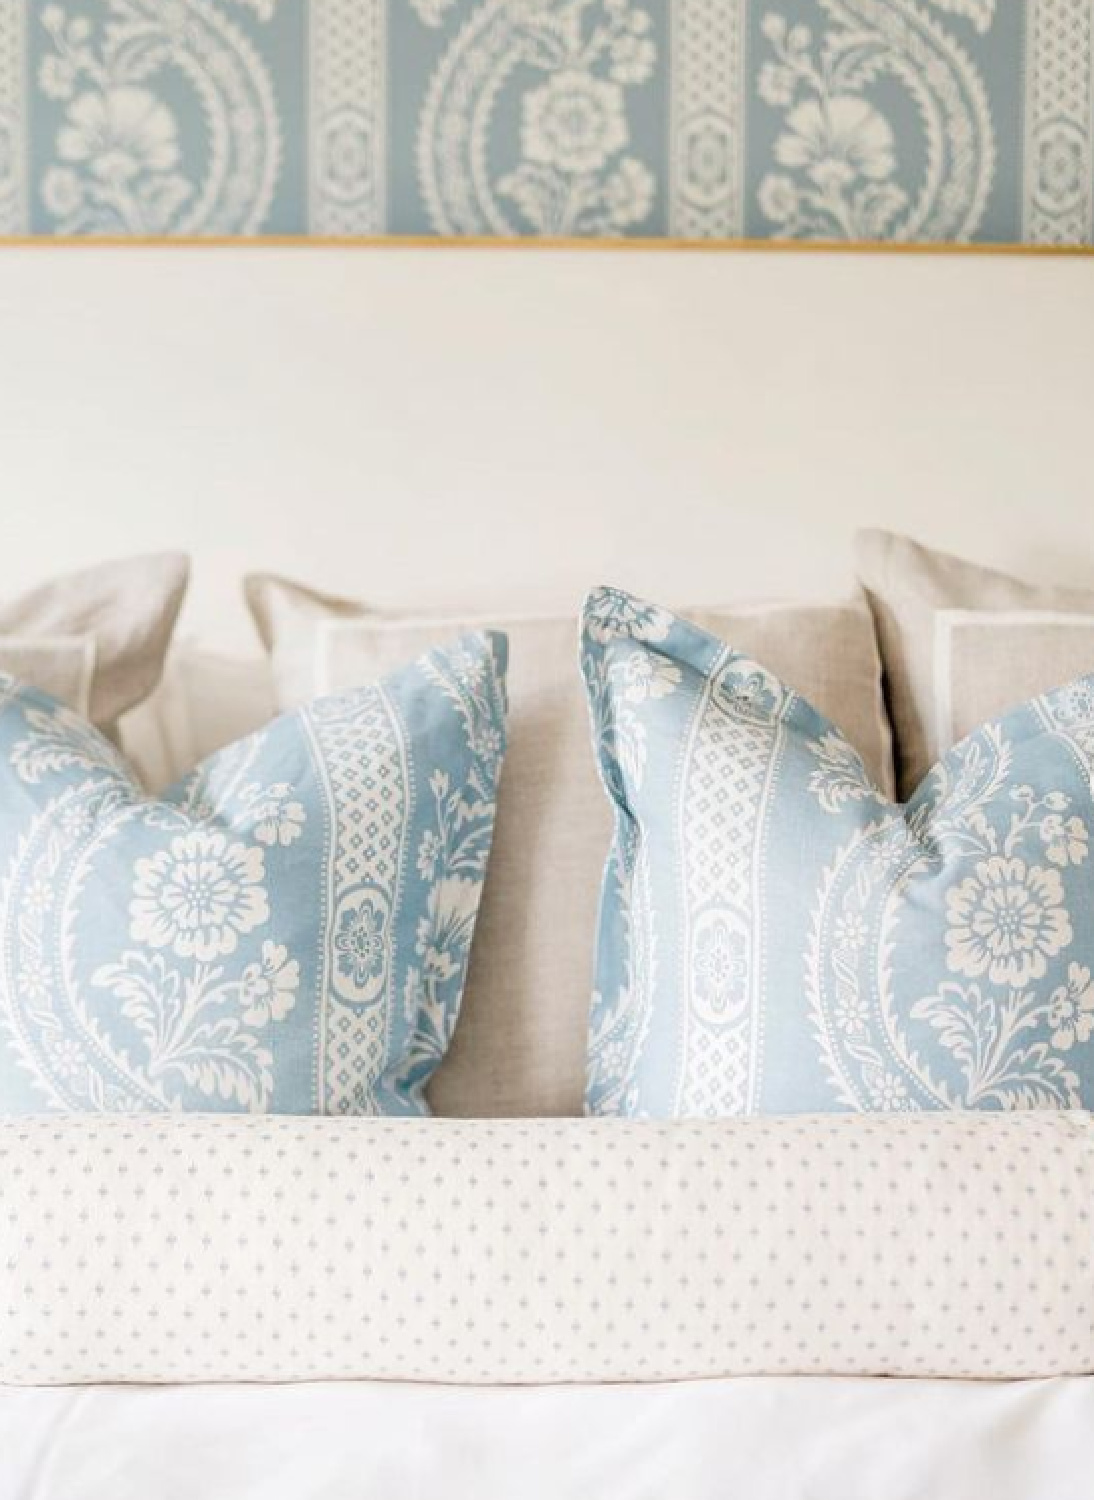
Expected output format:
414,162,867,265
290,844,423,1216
0,1,1091,243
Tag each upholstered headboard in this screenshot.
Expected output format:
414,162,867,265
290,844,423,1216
0,246,1090,653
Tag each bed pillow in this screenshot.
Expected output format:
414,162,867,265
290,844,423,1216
121,647,277,791
0,553,189,732
582,586,1094,1118
3,1112,1087,1385
0,632,507,1115
855,529,1094,799
246,573,892,1117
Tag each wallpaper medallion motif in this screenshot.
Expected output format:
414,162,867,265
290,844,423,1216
0,0,1090,242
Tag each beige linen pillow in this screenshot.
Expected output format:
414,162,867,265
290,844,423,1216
0,553,189,732
855,529,1094,799
247,574,893,1118
122,647,276,790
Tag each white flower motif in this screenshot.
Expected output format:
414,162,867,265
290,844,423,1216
47,1034,86,1083
870,1071,909,1111
1041,813,1089,867
417,829,444,882
758,172,798,224
130,830,269,962
239,941,299,1027
58,86,180,182
774,95,897,190
243,784,306,847
472,720,505,766
834,911,868,952
523,70,628,175
39,53,78,102
835,991,870,1034
616,649,681,703
757,61,796,109
1048,963,1094,1052
585,588,673,645
18,957,52,1006
41,165,84,218
945,856,1072,988
23,878,53,919
602,157,655,227
609,28,656,86
416,875,479,980
719,668,780,721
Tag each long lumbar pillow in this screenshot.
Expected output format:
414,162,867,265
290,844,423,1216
0,1111,1089,1385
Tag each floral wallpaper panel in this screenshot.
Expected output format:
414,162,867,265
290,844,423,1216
0,1,1091,242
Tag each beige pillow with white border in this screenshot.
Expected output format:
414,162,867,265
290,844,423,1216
856,529,1094,799
935,610,1094,760
247,574,893,1118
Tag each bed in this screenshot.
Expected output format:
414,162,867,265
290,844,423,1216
0,245,1092,1500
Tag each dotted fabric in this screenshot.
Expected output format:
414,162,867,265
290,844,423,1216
1,1112,1091,1386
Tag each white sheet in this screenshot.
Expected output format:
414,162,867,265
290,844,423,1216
2,1378,1091,1500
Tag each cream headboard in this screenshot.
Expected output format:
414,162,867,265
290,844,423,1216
0,247,1089,651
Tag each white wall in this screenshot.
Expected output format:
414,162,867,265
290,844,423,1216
0,246,1089,651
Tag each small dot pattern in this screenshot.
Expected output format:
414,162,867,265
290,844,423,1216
0,1111,1091,1386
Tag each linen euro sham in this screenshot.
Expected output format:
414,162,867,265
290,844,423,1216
582,586,1094,1118
855,529,1094,799
0,633,507,1115
0,552,189,732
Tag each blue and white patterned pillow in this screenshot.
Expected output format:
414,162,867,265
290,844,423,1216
0,633,507,1115
581,587,1094,1117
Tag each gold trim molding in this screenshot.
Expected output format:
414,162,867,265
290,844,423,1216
0,235,1089,255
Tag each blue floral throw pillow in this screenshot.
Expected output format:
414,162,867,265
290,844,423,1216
582,587,1094,1118
0,633,507,1115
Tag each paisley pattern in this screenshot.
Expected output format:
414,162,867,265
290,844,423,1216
0,632,507,1115
582,587,1094,1117
0,0,1087,241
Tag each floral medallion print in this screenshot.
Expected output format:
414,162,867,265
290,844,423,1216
129,830,269,962
944,856,1070,988
0,633,507,1115
0,0,1089,241
807,697,1094,1111
755,1,996,241
34,0,281,234
418,0,658,236
583,587,1094,1118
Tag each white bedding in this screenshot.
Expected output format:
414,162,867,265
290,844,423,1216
2,1378,1092,1500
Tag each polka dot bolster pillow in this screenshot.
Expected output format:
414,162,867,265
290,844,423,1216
581,586,1094,1118
0,633,507,1114
1,1112,1091,1384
